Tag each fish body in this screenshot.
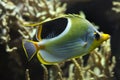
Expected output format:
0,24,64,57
22,14,110,65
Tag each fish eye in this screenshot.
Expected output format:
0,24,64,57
94,33,100,40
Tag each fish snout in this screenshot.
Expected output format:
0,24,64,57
101,33,110,41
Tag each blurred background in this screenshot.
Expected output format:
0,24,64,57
0,0,120,80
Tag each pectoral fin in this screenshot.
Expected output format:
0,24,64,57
83,42,88,48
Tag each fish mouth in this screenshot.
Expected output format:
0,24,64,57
101,33,110,41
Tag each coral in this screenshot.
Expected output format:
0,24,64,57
112,1,120,13
25,69,30,80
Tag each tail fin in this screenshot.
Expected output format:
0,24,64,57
22,40,38,61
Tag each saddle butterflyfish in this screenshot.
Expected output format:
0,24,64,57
22,14,110,65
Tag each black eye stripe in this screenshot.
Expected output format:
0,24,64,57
94,33,100,40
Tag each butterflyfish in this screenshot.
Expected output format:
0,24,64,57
22,14,110,65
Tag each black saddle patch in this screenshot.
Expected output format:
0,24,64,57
41,18,68,39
